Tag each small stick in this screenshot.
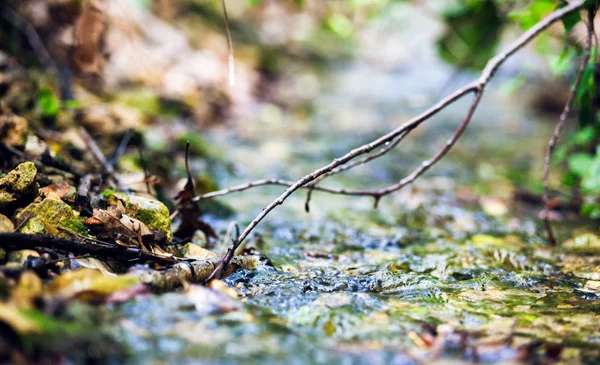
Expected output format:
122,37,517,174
541,9,596,245
78,127,127,190
109,129,134,168
138,142,152,195
75,173,94,210
220,0,235,87
304,130,411,211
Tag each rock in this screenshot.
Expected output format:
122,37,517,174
0,114,28,147
562,233,600,254
101,191,172,242
7,249,39,265
0,162,39,208
0,214,14,232
15,196,82,237
185,243,218,260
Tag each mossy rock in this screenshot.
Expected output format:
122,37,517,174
101,191,172,242
562,233,600,254
0,162,39,208
15,196,83,237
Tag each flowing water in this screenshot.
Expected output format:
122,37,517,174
107,4,600,364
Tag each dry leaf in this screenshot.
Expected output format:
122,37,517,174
48,268,140,302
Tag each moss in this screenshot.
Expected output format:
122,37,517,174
0,162,39,208
16,197,77,237
100,189,119,201
62,218,89,237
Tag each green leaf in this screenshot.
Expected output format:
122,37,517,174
582,156,600,192
37,87,60,118
568,153,594,176
510,0,554,30
576,61,597,126
572,126,597,146
582,202,600,218
437,1,503,70
325,14,354,39
62,99,83,109
548,47,577,75
558,4,581,33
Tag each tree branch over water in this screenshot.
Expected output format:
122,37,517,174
205,1,587,280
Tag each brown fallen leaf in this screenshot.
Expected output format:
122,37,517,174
40,182,76,200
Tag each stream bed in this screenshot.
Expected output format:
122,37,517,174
106,3,599,364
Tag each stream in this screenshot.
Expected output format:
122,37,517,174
107,3,600,364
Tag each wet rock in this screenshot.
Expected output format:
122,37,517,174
101,191,172,242
562,233,600,254
0,162,39,208
15,196,80,237
0,214,15,232
0,114,28,147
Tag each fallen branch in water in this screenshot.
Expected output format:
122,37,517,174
542,8,596,245
139,255,262,292
203,2,586,279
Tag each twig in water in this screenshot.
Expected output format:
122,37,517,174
304,129,412,211
541,9,596,245
206,2,586,279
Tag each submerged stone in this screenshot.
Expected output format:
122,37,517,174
0,162,39,208
101,191,172,242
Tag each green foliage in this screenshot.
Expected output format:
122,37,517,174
37,87,60,118
510,0,555,30
437,1,503,70
505,0,600,219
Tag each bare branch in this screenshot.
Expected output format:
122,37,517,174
542,8,596,245
207,1,586,278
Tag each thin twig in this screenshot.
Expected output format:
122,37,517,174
542,9,596,245
78,126,126,190
109,129,134,168
138,142,152,195
221,0,235,87
0,4,57,74
304,129,412,211
206,1,585,279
